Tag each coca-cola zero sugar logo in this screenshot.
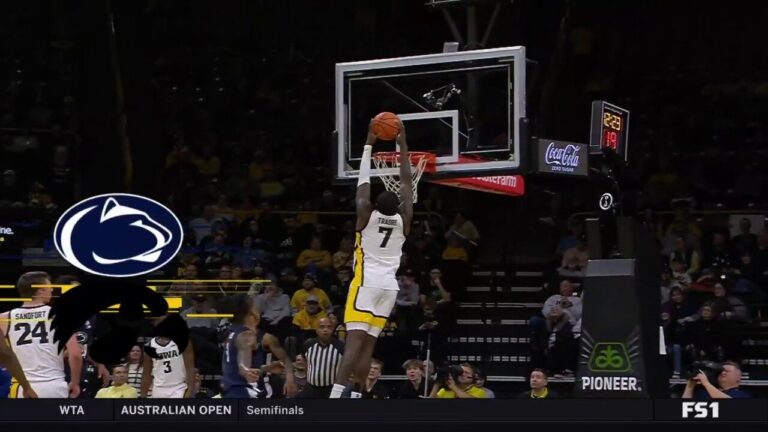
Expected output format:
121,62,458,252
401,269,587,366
537,139,588,176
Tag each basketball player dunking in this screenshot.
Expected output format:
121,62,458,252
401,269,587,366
141,334,195,398
330,119,412,398
221,295,297,398
0,271,82,398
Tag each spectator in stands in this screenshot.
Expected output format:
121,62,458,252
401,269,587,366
126,345,144,393
421,268,452,304
327,306,347,342
396,269,420,337
95,365,138,399
290,273,332,313
188,205,217,244
397,359,432,399
298,318,344,398
662,287,699,377
292,354,308,395
446,211,479,244
255,278,292,341
442,235,469,262
683,361,750,399
194,145,222,179
0,169,26,206
518,369,557,399
356,359,392,399
556,220,584,257
296,236,332,273
661,269,673,303
211,194,234,222
687,303,725,362
475,369,494,398
670,236,701,276
711,283,749,323
417,298,457,366
292,296,328,341
233,236,267,273
733,251,760,295
327,266,352,306
732,218,758,256
703,232,734,275
670,259,693,290
430,363,487,399
559,234,589,277
332,236,354,271
191,369,216,398
530,280,582,374
203,233,232,272
181,294,219,329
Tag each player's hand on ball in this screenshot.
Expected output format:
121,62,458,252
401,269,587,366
366,119,378,146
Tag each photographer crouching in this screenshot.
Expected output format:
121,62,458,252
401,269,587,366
429,362,488,399
682,361,750,399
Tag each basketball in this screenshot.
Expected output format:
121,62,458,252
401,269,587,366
371,112,401,141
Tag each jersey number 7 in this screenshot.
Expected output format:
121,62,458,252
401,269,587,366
378,227,393,248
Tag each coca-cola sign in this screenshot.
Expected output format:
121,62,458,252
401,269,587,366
536,139,588,176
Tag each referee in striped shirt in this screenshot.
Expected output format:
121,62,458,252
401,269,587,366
298,317,344,398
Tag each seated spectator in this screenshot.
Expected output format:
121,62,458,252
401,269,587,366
430,363,487,399
95,365,138,399
703,232,735,276
711,283,749,323
733,251,761,295
670,236,701,276
327,306,347,342
687,303,725,362
327,266,352,306
233,236,267,273
256,279,293,341
442,236,468,262
682,361,750,399
397,359,432,399
290,273,332,314
662,287,699,377
660,269,673,303
188,205,217,244
530,280,582,373
211,193,234,222
518,369,558,399
559,234,589,277
355,359,392,399
296,236,333,273
292,354,308,395
191,369,216,398
203,233,232,272
181,294,219,329
332,236,354,271
193,145,221,178
396,269,420,337
474,369,494,399
670,259,693,290
420,268,452,304
446,211,479,245
732,218,758,256
292,296,328,340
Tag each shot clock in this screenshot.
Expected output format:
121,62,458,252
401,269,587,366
589,100,630,161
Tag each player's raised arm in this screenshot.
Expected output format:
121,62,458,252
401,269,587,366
356,121,377,230
396,120,413,232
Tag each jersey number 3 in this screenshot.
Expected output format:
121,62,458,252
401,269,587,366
14,322,49,345
163,360,172,373
378,227,393,248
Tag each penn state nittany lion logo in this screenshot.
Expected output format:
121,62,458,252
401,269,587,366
53,193,183,277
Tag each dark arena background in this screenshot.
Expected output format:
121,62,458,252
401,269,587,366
1,0,768,429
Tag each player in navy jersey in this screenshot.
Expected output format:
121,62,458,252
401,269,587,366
221,295,296,398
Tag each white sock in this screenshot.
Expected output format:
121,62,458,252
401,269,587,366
350,391,362,399
329,384,345,399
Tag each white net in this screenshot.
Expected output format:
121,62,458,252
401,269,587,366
372,152,434,203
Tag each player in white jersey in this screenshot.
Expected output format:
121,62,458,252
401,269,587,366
140,336,194,398
0,271,82,398
330,119,413,398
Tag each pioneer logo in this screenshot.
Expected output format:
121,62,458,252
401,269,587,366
682,402,719,419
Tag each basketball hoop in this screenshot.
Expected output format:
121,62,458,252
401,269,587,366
372,151,436,203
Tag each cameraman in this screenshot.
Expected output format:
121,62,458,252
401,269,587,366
682,361,750,399
429,363,488,399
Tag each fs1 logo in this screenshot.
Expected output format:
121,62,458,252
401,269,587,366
682,402,719,419
54,193,183,277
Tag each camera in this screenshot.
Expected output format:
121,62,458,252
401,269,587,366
685,360,723,384
435,363,464,386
